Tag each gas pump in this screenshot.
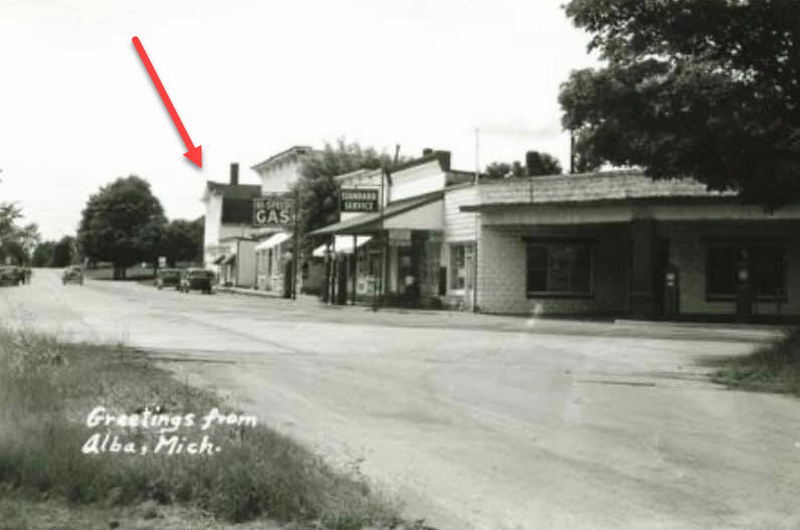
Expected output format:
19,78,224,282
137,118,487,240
282,250,293,299
735,249,753,322
662,263,679,319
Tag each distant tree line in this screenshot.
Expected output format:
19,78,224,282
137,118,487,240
26,176,203,279
484,150,563,180
31,236,77,267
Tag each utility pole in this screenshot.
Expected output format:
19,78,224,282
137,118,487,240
378,145,400,308
570,130,576,174
472,129,480,312
292,188,299,300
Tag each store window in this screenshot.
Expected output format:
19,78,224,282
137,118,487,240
450,244,467,290
706,244,786,300
526,241,592,297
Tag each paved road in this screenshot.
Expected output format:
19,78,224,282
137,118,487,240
2,269,799,530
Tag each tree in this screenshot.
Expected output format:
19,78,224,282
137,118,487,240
485,162,512,180
0,240,26,266
295,140,395,248
525,151,562,176
0,203,39,265
77,176,166,279
0,203,21,240
32,241,56,267
485,152,561,179
559,0,800,207
163,217,203,266
51,236,76,267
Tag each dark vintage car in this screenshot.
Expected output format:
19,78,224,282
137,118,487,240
179,268,214,294
0,266,22,286
62,266,84,285
155,268,182,290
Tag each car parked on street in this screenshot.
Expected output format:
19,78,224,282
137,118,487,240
0,266,22,286
179,268,214,294
62,266,84,285
155,268,182,290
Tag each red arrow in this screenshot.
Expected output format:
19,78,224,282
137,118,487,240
131,36,202,168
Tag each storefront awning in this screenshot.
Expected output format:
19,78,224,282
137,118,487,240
255,232,292,251
309,190,444,236
212,255,226,265
222,254,236,265
312,236,373,258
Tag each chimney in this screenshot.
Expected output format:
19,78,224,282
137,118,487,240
435,150,451,171
230,163,239,186
422,148,434,156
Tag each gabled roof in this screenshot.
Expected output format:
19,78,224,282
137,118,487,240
390,150,451,174
461,170,736,211
333,168,379,183
309,190,444,236
251,146,315,172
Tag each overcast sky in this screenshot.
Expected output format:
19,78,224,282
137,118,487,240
0,0,598,240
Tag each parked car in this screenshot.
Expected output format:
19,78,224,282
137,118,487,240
155,268,182,290
62,266,84,285
0,266,22,286
179,268,214,294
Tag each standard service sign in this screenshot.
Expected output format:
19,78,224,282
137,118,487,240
253,194,295,227
340,188,379,213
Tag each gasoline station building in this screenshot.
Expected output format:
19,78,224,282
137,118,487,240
313,160,800,320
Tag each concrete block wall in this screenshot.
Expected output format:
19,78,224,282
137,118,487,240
477,225,629,315
661,221,800,316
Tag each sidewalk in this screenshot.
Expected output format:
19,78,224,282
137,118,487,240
214,285,283,299
210,286,787,342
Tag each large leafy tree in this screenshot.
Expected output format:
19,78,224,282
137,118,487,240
294,140,395,250
559,0,800,207
0,203,39,265
77,176,166,279
162,217,204,266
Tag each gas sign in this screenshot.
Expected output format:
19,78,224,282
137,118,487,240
253,194,295,228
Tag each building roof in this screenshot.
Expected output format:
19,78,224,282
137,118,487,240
333,168,378,183
309,190,444,236
205,181,261,225
251,146,315,172
446,170,481,187
206,181,261,199
390,150,451,174
461,170,736,211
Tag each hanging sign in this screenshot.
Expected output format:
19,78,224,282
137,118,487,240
340,188,379,213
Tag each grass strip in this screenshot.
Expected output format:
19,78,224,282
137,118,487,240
711,327,800,396
0,326,429,529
